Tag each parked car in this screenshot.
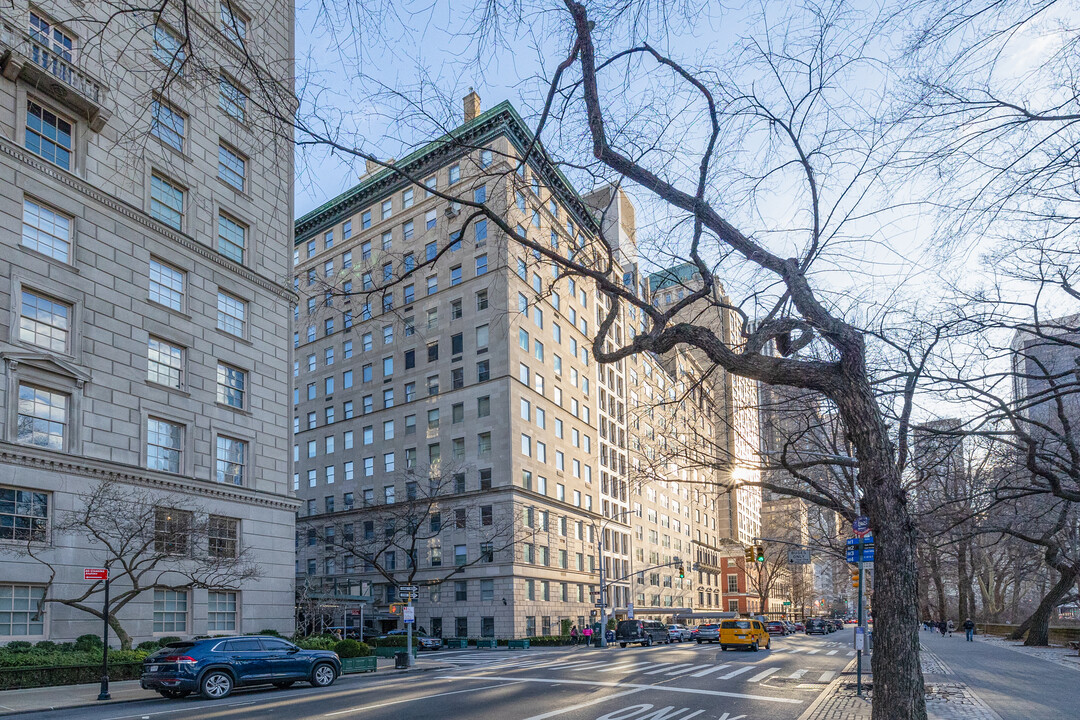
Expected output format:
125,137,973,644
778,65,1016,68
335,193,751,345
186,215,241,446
382,629,443,650
694,624,720,644
793,622,806,632
765,621,787,636
719,619,771,651
667,624,692,642
616,619,670,647
141,637,341,700
805,618,828,635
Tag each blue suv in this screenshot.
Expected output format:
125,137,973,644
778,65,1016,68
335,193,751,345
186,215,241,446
141,636,341,699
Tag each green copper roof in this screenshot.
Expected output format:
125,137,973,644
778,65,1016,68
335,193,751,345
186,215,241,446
295,100,598,240
648,263,701,292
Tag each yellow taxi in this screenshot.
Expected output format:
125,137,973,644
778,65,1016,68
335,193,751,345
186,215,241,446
719,618,771,651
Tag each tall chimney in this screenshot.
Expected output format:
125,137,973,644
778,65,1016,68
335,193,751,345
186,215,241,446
463,88,481,123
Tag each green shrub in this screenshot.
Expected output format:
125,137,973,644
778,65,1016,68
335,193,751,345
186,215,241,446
34,641,57,651
136,641,161,652
333,639,371,658
257,628,284,637
74,635,103,652
295,636,336,651
157,636,182,646
3,641,33,653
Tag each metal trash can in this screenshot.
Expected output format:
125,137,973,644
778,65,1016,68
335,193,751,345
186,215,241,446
395,651,409,669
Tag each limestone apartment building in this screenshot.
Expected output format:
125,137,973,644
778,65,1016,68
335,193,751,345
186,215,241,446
292,96,756,638
0,1,297,644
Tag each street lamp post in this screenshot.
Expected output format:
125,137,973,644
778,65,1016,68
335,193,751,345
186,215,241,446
594,507,638,648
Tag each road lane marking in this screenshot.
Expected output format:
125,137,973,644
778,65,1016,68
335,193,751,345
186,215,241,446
819,671,836,682
718,666,755,680
597,662,657,673
519,688,646,720
826,650,838,656
689,664,730,677
324,681,523,716
847,651,856,656
435,675,803,704
805,649,821,655
647,663,694,675
787,669,808,679
748,667,780,682
786,648,804,653
669,664,714,676
103,701,258,720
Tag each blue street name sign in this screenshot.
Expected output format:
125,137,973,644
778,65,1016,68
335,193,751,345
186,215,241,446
846,547,875,563
847,535,874,546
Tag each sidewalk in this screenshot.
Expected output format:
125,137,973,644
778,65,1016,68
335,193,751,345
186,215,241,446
0,656,454,717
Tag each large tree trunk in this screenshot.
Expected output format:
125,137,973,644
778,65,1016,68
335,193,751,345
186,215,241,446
108,614,132,650
957,541,971,622
927,544,946,620
835,373,927,720
1020,570,1077,647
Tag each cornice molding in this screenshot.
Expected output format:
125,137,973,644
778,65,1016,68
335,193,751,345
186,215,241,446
0,443,301,512
0,138,296,302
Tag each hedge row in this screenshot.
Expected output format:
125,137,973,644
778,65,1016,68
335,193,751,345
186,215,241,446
0,661,144,691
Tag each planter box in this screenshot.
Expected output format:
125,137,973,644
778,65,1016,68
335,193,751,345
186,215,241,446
340,656,377,674
476,639,496,649
444,638,468,649
508,640,530,650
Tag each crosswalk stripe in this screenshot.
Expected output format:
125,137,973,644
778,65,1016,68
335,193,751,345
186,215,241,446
596,662,655,673
748,667,780,683
669,664,714,676
820,671,836,682
805,649,821,655
787,669,808,679
570,662,614,670
847,651,856,656
827,650,838,656
786,648,804,654
719,666,755,680
646,663,692,675
689,664,730,678
769,648,785,653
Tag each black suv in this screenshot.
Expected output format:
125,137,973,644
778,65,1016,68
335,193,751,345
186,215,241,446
141,637,341,699
616,619,670,647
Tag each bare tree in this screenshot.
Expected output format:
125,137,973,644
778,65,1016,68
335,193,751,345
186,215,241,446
4,481,259,649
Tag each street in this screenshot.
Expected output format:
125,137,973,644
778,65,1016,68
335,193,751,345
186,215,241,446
28,635,854,720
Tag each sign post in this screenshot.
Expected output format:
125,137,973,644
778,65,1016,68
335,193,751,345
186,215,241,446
85,568,110,701
398,585,418,668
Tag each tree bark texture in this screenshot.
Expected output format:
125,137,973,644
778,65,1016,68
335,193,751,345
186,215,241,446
1021,569,1078,647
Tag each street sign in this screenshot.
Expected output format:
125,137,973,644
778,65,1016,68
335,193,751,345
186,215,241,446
846,535,874,546
853,516,870,538
627,603,634,619
854,626,866,650
84,568,108,581
787,549,811,564
593,602,607,608
398,585,418,592
846,547,875,563
398,586,419,600
782,601,792,606
403,606,415,623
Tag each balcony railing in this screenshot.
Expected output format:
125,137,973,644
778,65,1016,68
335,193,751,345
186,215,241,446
0,19,111,131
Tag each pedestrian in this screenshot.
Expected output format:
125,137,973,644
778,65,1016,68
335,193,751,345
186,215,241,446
947,619,955,637
583,625,593,647
938,620,947,637
570,625,579,646
963,618,974,642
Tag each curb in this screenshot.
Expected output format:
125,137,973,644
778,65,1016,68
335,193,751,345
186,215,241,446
796,657,864,720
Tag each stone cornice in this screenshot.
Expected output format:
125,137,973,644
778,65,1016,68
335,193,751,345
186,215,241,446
0,443,301,512
0,138,296,302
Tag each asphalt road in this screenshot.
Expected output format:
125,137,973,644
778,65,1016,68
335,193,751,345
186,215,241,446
36,634,855,720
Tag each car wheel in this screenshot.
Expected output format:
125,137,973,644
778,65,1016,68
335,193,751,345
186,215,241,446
200,670,233,700
720,645,727,651
766,640,771,650
157,688,190,699
696,639,702,644
751,641,759,652
311,662,337,688
620,643,627,648
273,681,295,689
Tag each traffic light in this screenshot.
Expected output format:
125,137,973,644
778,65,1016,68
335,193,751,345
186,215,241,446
851,568,860,589
678,564,685,579
755,545,765,563
744,547,755,564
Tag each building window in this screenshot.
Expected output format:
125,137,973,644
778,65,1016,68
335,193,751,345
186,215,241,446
16,384,67,451
19,290,70,352
153,23,186,75
148,337,183,388
219,1,248,44
26,101,72,170
208,516,239,558
207,590,237,631
218,75,247,122
217,291,246,336
150,173,185,230
146,417,182,473
149,259,184,310
153,589,188,633
0,488,48,542
217,363,246,408
151,99,185,150
154,508,191,554
22,199,71,263
218,143,246,190
216,436,246,485
217,213,246,263
0,584,46,637
475,254,487,275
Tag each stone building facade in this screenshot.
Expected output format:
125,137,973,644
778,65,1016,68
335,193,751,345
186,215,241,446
0,1,297,644
292,95,759,638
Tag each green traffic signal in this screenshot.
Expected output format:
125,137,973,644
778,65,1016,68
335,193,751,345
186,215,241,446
755,545,765,562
